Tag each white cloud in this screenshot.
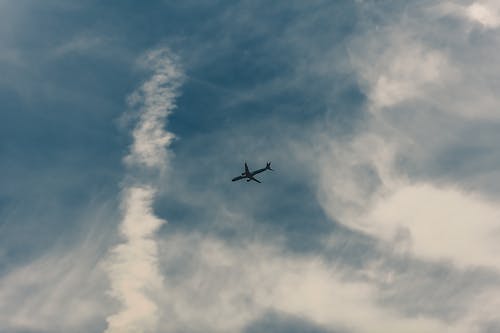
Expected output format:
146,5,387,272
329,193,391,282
104,187,166,333
350,7,500,120
124,48,183,170
317,133,500,271
361,183,500,269
467,2,500,29
103,48,183,333
433,1,500,29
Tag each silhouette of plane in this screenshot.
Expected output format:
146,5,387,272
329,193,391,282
232,162,273,183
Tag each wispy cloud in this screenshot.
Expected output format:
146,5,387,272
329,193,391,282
154,233,464,333
103,48,183,333
0,203,116,333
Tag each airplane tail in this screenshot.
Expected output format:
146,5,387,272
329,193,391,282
266,162,273,171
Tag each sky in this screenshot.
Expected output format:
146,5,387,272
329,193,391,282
1,1,500,332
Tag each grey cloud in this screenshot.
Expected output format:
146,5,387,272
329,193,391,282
482,321,500,333
245,311,348,333
366,254,500,322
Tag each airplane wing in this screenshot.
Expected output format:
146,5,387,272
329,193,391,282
232,175,245,182
245,162,250,174
250,177,261,183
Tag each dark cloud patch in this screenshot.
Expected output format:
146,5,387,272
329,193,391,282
366,253,500,323
245,311,347,333
482,321,500,333
407,119,500,196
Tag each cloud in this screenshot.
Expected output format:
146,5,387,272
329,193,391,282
244,311,343,333
0,252,108,333
0,44,184,333
360,183,500,269
317,0,500,267
434,1,500,29
103,48,183,333
467,2,500,29
0,211,115,333
311,1,500,330
350,32,455,110
124,49,183,170
154,233,471,333
51,34,116,59
104,187,165,333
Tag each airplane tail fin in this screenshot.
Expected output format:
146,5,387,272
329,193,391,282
266,162,273,171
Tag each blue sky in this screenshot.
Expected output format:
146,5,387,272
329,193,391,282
2,1,500,332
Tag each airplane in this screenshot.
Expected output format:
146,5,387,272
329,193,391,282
232,162,273,183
